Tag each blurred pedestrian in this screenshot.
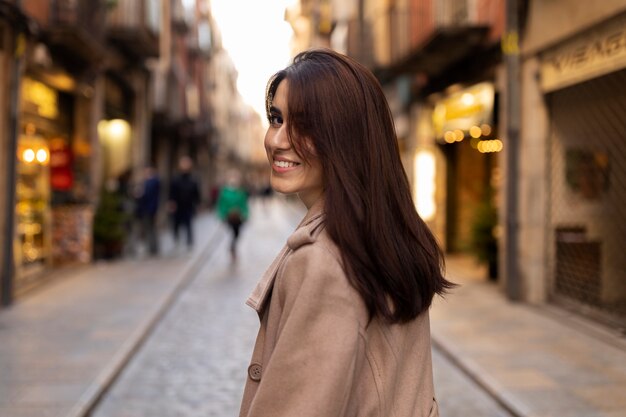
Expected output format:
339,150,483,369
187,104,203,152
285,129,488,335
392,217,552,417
239,49,454,417
168,156,200,249
116,169,136,256
135,165,161,256
216,170,249,261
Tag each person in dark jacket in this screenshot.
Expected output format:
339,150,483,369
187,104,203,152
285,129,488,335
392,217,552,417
135,165,161,256
168,156,200,249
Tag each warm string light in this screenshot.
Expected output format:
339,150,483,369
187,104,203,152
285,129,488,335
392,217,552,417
469,125,482,138
442,124,501,153
477,139,503,153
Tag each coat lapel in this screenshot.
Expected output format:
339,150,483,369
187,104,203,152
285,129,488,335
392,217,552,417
245,244,291,314
245,199,325,315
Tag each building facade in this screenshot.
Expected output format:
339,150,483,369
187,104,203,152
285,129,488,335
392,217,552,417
1,0,111,297
0,0,230,306
286,0,626,330
517,0,626,327
0,0,30,305
294,0,506,273
150,0,214,204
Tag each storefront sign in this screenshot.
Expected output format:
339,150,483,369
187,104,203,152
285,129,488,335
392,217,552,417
432,82,495,138
541,13,626,92
49,139,73,191
21,78,59,119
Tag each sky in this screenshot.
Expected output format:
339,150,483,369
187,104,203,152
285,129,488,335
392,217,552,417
211,0,295,120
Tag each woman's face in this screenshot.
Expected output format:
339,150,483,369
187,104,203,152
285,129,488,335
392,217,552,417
264,80,324,209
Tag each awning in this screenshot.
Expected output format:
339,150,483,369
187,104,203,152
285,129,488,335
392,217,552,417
374,26,490,85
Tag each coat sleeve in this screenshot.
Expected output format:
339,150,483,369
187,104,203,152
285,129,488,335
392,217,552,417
246,244,367,417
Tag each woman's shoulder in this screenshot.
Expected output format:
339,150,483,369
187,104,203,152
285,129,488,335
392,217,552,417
281,221,357,299
289,229,341,269
278,230,367,323
287,215,340,261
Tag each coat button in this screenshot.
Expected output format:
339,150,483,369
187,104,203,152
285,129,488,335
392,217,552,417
248,363,262,381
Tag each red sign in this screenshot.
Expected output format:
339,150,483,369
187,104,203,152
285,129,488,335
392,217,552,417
50,140,73,191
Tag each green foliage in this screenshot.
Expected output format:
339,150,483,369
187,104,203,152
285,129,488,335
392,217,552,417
105,0,119,10
470,192,498,265
93,187,128,245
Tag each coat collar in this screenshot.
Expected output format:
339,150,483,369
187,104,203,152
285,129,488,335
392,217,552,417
246,198,325,314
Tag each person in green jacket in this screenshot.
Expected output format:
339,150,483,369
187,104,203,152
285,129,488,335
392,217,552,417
216,171,249,260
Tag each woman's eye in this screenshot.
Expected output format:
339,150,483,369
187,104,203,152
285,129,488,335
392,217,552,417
269,114,283,127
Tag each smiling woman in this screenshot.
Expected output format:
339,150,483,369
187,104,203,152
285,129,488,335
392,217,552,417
239,49,454,417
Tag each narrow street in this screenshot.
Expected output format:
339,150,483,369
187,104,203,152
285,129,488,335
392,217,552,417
90,198,512,417
3,2,626,417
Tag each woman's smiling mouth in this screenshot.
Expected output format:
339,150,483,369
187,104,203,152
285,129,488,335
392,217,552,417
274,160,299,168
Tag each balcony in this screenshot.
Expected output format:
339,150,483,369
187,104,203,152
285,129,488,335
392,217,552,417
151,64,184,124
106,0,160,58
22,0,107,65
172,0,194,33
187,19,213,58
367,0,502,84
0,1,27,26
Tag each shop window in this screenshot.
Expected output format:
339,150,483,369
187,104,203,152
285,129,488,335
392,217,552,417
565,149,610,200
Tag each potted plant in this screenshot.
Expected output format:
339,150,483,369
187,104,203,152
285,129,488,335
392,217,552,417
470,190,499,280
93,185,128,259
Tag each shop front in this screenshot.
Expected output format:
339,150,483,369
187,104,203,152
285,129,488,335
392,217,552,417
431,82,501,277
15,121,50,289
14,75,93,294
541,12,626,326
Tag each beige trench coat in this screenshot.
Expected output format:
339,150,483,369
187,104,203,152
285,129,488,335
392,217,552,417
239,202,439,417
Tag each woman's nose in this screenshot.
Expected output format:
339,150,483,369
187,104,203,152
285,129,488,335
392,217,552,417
265,125,289,150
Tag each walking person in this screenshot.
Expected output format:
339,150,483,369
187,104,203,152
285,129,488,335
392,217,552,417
168,156,200,250
216,170,249,261
135,165,161,256
239,49,454,417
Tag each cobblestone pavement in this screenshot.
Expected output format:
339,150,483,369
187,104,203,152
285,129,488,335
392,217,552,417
91,199,302,417
0,214,221,417
433,349,513,416
91,198,512,417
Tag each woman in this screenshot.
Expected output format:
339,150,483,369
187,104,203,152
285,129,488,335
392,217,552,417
239,49,453,417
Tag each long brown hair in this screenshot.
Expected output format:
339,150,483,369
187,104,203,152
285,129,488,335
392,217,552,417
266,49,454,323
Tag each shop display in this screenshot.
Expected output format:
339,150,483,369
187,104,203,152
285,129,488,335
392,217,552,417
15,130,50,277
51,205,93,265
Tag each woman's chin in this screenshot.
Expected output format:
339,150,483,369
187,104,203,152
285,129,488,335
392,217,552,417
269,180,292,196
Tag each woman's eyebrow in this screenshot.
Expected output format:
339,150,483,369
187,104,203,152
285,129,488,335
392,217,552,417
269,105,282,115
